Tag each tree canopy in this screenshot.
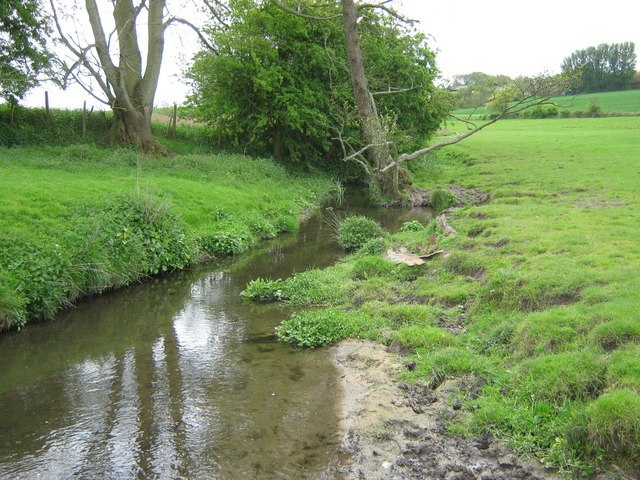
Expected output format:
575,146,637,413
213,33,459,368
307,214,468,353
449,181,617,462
0,0,50,101
450,72,513,109
561,42,636,93
188,0,452,176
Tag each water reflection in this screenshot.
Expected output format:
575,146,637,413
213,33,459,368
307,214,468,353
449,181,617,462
0,194,431,478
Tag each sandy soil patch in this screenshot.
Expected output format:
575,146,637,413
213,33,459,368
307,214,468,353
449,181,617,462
332,339,555,480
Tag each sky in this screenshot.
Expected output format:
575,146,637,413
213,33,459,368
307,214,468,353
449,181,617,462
24,0,640,110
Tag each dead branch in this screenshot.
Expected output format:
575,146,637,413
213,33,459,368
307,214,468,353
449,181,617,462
271,0,341,20
164,17,217,52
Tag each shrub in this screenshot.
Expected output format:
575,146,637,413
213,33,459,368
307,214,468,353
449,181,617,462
430,188,457,211
337,215,385,250
587,100,602,117
399,220,425,232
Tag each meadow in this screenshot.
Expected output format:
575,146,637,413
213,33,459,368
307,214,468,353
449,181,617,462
455,88,640,117
248,116,640,476
0,123,337,330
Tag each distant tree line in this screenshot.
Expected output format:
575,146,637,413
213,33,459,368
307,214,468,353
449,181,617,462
561,42,636,93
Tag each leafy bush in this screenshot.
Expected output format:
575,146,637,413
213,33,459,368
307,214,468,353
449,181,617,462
241,278,287,301
399,220,425,232
337,215,385,250
587,100,602,117
525,104,559,119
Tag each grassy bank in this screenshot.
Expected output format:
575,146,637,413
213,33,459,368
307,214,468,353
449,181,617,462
246,117,640,476
0,144,337,330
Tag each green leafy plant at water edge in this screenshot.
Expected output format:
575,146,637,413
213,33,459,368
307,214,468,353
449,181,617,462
241,278,287,301
398,220,425,232
337,215,385,250
276,308,381,348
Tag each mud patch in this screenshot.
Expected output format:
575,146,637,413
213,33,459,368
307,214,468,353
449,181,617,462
333,340,555,479
388,187,492,209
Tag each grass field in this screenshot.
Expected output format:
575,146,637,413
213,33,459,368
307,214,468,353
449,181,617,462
0,143,337,329
252,116,640,476
455,89,640,116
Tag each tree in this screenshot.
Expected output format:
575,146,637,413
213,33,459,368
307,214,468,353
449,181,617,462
277,0,563,199
50,0,224,152
190,0,451,182
450,72,513,109
561,42,636,92
0,0,50,102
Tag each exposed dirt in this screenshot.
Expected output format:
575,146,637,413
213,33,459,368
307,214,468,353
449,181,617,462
389,187,491,208
333,340,556,480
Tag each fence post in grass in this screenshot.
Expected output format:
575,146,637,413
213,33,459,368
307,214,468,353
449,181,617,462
170,103,178,137
45,91,50,116
82,101,87,138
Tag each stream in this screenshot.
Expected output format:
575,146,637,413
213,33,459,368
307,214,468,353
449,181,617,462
0,193,431,479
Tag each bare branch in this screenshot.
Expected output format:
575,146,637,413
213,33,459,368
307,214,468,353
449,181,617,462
371,85,419,96
271,0,341,20
357,1,417,24
202,0,231,27
164,17,217,53
388,91,554,169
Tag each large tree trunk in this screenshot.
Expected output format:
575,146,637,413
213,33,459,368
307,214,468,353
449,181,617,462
108,106,165,155
340,0,399,199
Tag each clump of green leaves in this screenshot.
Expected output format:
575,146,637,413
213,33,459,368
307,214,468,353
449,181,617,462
276,308,382,347
399,220,425,232
241,278,287,301
338,215,385,250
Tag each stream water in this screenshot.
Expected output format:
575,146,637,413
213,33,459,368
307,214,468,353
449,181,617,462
0,193,431,479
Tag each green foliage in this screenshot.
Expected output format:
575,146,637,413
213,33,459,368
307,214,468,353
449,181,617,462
521,104,559,119
337,215,385,250
188,0,451,175
241,277,287,301
451,72,513,109
561,42,637,92
0,106,112,146
398,220,425,232
0,0,50,100
430,188,457,210
276,308,380,347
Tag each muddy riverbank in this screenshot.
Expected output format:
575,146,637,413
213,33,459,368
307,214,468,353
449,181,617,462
333,340,555,480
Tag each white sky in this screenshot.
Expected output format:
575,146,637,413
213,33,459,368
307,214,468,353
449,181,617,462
24,0,640,110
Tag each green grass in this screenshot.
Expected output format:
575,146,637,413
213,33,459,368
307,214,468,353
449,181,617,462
254,116,640,476
454,88,640,116
0,144,337,329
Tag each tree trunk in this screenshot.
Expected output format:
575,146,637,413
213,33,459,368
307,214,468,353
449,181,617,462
340,0,398,199
108,106,166,155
